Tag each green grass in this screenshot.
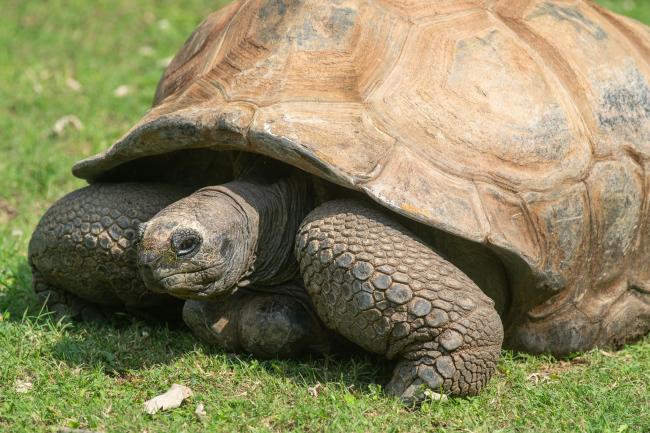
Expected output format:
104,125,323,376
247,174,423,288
599,0,650,23
1,1,649,432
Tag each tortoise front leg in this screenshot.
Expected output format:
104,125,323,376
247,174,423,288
28,182,189,320
183,285,332,358
295,200,503,403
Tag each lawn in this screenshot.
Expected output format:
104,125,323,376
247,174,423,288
1,1,649,432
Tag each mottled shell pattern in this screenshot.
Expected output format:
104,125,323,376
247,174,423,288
73,0,650,342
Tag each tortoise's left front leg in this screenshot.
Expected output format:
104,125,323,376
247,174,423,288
296,200,504,403
28,182,189,321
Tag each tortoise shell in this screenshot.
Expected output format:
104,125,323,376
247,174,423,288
73,0,650,351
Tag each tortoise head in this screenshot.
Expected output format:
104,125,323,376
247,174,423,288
138,186,256,299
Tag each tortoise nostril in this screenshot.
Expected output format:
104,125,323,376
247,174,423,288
171,229,202,257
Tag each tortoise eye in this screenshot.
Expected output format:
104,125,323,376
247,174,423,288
171,229,202,257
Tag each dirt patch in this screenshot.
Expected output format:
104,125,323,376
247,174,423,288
0,198,17,224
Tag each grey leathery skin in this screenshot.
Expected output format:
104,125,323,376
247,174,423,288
138,175,313,299
140,175,503,402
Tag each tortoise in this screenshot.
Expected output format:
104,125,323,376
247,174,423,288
29,0,650,401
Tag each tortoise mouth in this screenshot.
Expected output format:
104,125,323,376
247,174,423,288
140,265,229,299
159,273,210,295
629,284,650,295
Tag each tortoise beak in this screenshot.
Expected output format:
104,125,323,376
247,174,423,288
138,253,225,299
139,258,164,293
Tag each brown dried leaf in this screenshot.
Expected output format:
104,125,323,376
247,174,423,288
66,77,82,92
0,198,17,224
570,356,589,365
52,115,84,136
307,383,322,398
14,379,33,393
195,402,207,421
143,384,193,415
113,85,132,98
599,349,615,358
527,372,551,385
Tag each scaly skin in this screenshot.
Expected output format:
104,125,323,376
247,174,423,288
29,180,329,358
140,178,504,402
295,200,503,402
28,182,191,319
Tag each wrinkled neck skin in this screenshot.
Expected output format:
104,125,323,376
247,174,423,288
139,167,314,300
208,174,312,290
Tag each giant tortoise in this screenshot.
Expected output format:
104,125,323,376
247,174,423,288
29,0,650,401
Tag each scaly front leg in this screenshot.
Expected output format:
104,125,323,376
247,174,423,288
295,200,503,403
29,182,189,320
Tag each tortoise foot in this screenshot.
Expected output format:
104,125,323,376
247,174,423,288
385,358,444,405
183,286,331,358
297,200,504,402
33,272,108,322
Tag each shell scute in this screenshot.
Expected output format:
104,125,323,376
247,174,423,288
369,9,591,193
72,0,650,306
585,159,644,289
249,102,395,182
363,145,489,243
474,181,540,266
518,1,650,159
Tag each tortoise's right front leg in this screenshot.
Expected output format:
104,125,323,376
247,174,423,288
28,182,190,320
296,200,504,403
